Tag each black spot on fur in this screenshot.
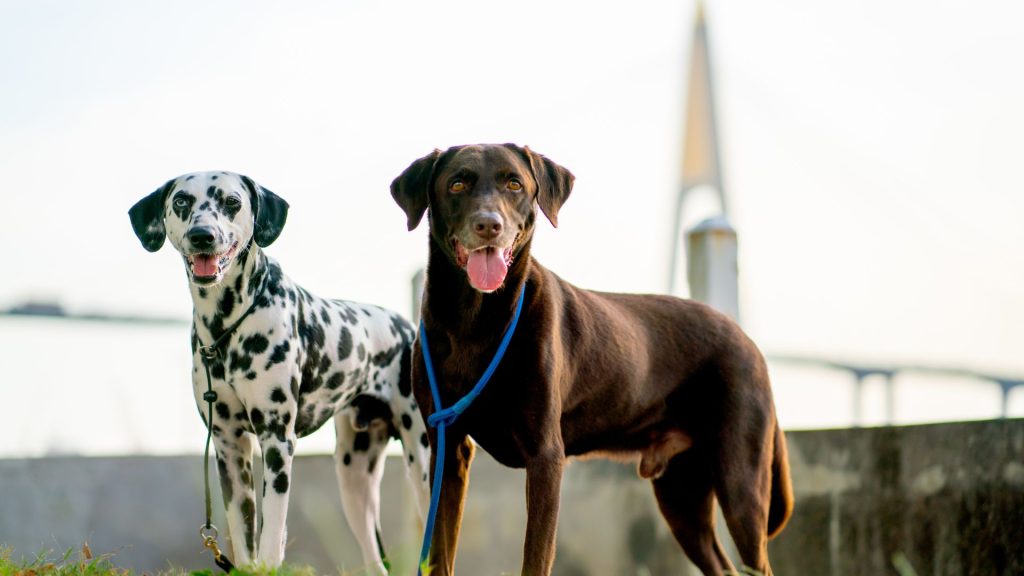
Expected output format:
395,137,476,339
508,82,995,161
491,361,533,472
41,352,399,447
267,340,290,368
211,363,225,380
250,408,265,433
402,413,413,430
273,472,289,494
216,457,233,503
265,446,284,473
243,333,269,355
420,433,429,448
357,343,366,361
218,289,235,317
353,431,371,452
229,350,253,374
337,326,353,359
241,497,256,554
343,453,351,466
398,346,413,397
326,372,345,390
320,308,331,325
298,313,326,349
371,343,403,367
216,402,230,420
271,387,287,403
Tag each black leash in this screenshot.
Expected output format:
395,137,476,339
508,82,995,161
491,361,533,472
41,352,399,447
195,273,266,573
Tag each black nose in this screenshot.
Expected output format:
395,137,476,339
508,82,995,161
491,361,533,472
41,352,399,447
471,212,503,240
187,228,216,250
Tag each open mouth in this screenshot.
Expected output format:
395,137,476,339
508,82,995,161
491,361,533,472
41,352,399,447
188,241,239,284
453,238,515,293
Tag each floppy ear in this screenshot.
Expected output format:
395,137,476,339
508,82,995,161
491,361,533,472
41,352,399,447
390,149,441,231
128,180,174,252
520,146,574,227
242,175,290,247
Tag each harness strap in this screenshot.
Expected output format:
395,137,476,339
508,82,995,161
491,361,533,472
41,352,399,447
195,272,267,573
418,284,526,574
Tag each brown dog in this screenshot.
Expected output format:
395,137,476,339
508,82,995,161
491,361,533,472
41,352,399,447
391,144,793,576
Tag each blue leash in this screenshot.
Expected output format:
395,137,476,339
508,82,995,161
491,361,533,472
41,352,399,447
417,284,526,574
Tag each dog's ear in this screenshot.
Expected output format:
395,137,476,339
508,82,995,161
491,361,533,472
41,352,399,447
129,179,174,252
391,149,441,231
518,145,574,228
242,175,290,247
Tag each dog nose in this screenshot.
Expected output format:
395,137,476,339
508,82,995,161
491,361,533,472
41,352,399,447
471,212,503,240
187,228,216,250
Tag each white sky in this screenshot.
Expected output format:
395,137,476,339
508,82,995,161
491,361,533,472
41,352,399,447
2,0,1022,380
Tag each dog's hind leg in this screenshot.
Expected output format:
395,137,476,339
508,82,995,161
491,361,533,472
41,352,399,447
713,434,774,576
652,452,736,576
710,356,778,575
391,393,430,523
334,412,390,576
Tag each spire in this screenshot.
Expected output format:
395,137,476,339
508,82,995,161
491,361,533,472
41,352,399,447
680,0,724,212
668,0,728,295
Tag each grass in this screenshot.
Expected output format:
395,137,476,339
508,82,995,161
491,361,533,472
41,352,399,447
0,545,321,576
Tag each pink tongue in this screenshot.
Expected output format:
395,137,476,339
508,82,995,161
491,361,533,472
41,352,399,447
193,255,218,277
466,248,508,292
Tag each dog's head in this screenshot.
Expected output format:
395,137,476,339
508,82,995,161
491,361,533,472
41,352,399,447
129,171,288,286
391,143,574,293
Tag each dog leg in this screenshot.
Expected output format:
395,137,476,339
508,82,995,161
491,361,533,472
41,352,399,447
427,432,475,576
392,396,431,522
522,452,564,576
334,414,389,576
715,449,773,576
256,428,298,566
213,432,258,565
652,452,735,576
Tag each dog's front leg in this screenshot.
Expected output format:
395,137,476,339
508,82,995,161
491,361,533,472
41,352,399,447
427,431,475,576
256,423,298,566
522,452,565,576
212,432,258,565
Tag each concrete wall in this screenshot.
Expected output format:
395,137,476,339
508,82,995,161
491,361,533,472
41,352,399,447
2,419,1021,575
770,419,1024,576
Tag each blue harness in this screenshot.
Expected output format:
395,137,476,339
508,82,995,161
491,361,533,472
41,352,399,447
417,284,527,574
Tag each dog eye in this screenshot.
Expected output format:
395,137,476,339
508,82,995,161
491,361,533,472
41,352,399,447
450,180,467,193
225,196,241,207
507,179,523,192
173,197,190,209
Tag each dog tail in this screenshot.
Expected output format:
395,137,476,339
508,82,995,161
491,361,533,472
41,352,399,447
767,421,794,539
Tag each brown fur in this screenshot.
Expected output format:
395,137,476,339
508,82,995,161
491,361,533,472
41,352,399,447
392,144,793,576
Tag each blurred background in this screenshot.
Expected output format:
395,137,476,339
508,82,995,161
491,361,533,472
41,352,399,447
1,0,1022,574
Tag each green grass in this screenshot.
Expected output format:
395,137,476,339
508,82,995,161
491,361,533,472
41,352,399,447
0,546,322,576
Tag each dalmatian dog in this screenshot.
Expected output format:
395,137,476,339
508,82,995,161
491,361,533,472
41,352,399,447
129,171,429,573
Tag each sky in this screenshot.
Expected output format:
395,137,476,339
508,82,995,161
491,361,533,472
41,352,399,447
2,0,1022,428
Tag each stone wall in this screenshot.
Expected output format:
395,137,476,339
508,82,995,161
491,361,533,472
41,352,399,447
1,419,1021,574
